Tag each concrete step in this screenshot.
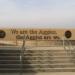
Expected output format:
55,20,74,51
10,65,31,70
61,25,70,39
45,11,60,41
0,46,75,72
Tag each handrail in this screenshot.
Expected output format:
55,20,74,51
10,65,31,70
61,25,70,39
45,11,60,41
20,35,26,75
62,37,74,56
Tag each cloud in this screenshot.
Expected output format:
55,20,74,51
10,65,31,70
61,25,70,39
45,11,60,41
0,0,75,28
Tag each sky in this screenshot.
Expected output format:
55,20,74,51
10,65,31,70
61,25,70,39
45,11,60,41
0,0,75,28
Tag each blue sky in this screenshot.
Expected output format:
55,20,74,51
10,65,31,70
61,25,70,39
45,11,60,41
0,0,75,28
